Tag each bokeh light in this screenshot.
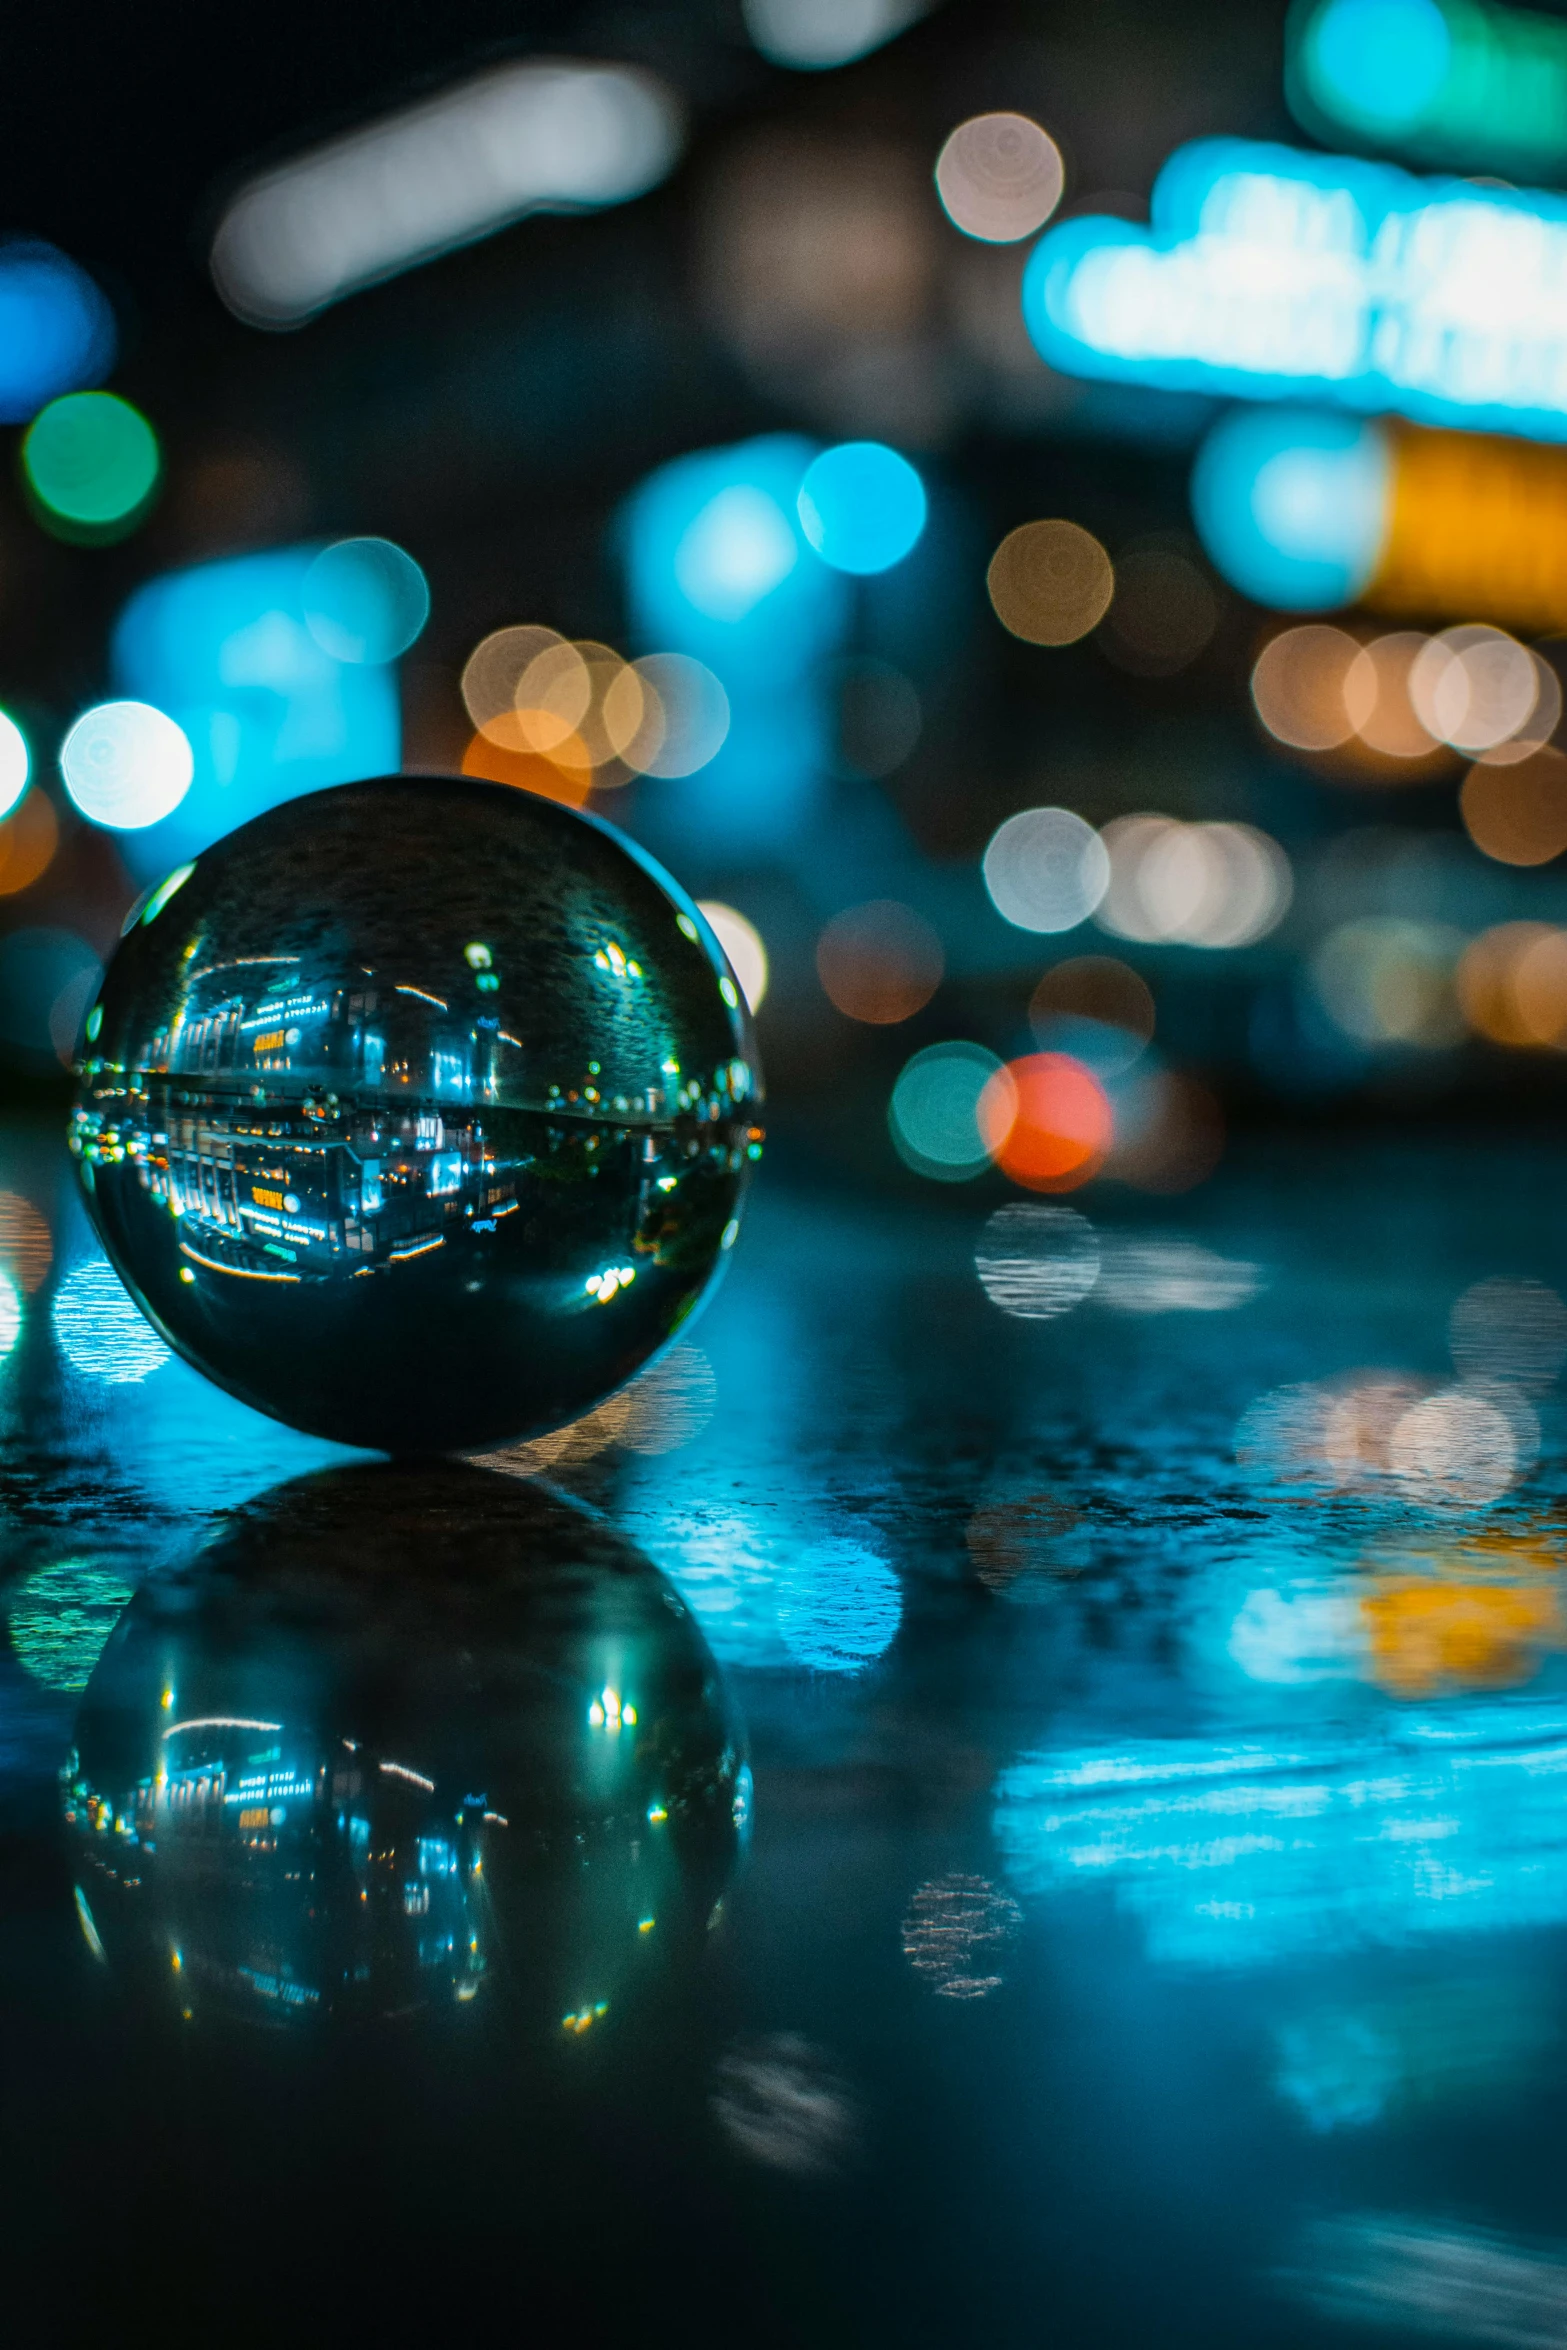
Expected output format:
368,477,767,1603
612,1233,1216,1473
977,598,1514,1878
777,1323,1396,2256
1456,923,1567,1047
0,929,101,1067
1029,956,1154,1075
22,391,159,539
52,1256,171,1385
111,546,401,882
697,902,769,1013
302,538,430,664
0,710,29,821
210,60,683,327
60,701,194,830
1343,633,1440,759
0,241,116,424
965,1497,1089,1596
797,442,926,574
983,807,1109,933
816,899,942,1022
625,655,731,777
1251,625,1361,751
0,793,58,898
978,1052,1113,1191
974,1201,1101,1318
935,114,1064,243
1190,406,1390,610
1099,548,1219,676
460,727,592,808
888,1041,1002,1179
1293,0,1454,140
987,520,1114,646
1313,918,1465,1046
461,625,565,741
1408,625,1538,753
1097,816,1292,947
742,0,929,71
777,1536,902,1675
1104,1068,1225,1192
1460,748,1567,866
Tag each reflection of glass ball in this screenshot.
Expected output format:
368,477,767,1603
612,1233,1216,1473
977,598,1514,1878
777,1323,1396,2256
63,1466,750,2036
70,777,762,1452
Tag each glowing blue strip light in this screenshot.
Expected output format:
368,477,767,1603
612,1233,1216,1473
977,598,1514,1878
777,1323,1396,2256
1022,136,1567,443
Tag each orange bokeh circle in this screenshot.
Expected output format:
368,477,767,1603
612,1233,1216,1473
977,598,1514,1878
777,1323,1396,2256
978,1052,1112,1191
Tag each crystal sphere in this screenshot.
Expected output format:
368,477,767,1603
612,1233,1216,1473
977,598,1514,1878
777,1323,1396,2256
63,1464,750,2033
70,777,762,1453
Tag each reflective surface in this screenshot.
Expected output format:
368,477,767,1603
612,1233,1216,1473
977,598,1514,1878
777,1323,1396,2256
64,1465,748,2034
10,1121,1567,2339
70,777,762,1452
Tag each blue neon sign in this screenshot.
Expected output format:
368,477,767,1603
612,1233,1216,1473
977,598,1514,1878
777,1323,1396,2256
1023,136,1567,443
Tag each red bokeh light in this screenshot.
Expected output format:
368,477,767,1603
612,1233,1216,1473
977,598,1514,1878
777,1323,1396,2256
978,1052,1112,1191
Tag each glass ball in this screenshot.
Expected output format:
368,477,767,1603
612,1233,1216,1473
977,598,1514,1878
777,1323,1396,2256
70,776,763,1453
63,1464,751,2033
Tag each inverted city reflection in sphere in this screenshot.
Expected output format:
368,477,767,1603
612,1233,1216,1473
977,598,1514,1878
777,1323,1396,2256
62,1466,748,2033
71,777,763,1454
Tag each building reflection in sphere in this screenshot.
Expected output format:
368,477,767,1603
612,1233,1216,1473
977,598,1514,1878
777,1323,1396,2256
70,777,763,1454
61,1466,750,2037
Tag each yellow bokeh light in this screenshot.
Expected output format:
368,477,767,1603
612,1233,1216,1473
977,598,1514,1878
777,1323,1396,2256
1343,632,1440,759
0,791,57,897
1250,624,1360,752
1460,745,1567,865
1457,921,1567,1047
987,520,1113,646
461,625,564,743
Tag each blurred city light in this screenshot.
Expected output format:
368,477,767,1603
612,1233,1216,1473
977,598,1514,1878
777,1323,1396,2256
1457,921,1567,1042
1289,0,1567,174
21,392,159,541
626,656,730,777
1462,752,1567,864
109,545,402,880
742,0,932,71
1191,407,1389,610
0,711,29,821
987,520,1113,645
1096,816,1292,946
59,701,193,830
1313,917,1466,1045
1024,136,1567,441
888,1041,1002,1179
974,1201,1101,1318
1252,624,1361,749
211,60,683,327
1098,547,1219,675
0,240,115,424
1029,956,1154,1076
1201,408,1567,632
696,902,769,1012
935,114,1064,244
796,442,926,574
302,538,429,663
817,899,942,1023
983,807,1109,933
978,1052,1113,1191
1344,633,1442,759
0,929,100,1068
0,796,58,899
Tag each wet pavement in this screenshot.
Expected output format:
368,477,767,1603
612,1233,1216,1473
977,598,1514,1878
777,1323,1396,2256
5,1110,1567,2346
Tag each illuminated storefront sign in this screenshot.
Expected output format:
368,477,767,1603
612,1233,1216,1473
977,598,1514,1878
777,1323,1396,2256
1023,137,1567,443
1191,400,1567,626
